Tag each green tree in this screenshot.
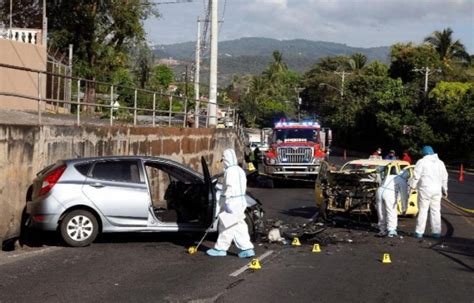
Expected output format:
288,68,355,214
349,53,367,72
363,61,389,77
427,82,474,162
424,28,471,65
389,43,441,83
47,0,158,106
149,65,174,90
132,43,154,89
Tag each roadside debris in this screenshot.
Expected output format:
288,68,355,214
256,218,336,246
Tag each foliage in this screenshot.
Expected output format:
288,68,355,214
149,65,174,91
132,43,154,89
427,82,474,162
424,27,471,65
349,53,367,72
47,0,158,83
389,43,441,83
228,51,301,127
290,28,473,165
362,61,388,77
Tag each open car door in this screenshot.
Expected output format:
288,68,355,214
201,157,217,226
397,165,418,216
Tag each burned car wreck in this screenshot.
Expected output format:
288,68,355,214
315,161,380,219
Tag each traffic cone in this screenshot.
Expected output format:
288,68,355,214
291,237,301,246
382,253,392,264
459,164,464,183
343,149,347,160
312,244,321,253
249,259,261,270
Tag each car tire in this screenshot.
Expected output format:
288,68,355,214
245,211,256,241
60,210,99,247
320,200,332,222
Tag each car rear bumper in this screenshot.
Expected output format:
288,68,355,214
26,195,65,231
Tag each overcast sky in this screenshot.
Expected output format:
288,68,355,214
144,0,474,53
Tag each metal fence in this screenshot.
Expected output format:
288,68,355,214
0,63,245,134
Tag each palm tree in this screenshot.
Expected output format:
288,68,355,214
424,28,471,63
349,53,367,71
264,51,288,80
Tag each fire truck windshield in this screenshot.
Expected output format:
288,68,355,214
273,129,318,143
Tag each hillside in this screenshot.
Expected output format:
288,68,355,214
153,37,390,86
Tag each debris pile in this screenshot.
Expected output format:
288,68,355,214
255,218,337,246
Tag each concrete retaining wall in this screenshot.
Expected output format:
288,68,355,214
0,38,47,110
0,124,244,243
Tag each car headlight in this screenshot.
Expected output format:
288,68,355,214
266,157,276,165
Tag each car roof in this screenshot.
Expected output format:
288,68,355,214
344,159,410,166
62,156,188,166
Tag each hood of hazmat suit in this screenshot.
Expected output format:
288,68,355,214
221,149,247,215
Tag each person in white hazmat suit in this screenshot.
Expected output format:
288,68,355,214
409,146,448,239
376,170,409,237
206,149,255,258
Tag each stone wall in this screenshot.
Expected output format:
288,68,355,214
0,124,244,243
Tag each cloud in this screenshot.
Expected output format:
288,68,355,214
144,0,473,52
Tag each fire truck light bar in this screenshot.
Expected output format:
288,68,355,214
275,121,320,128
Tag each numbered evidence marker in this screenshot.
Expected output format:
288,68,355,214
291,237,301,246
312,244,321,253
382,253,392,264
249,258,262,270
188,246,197,254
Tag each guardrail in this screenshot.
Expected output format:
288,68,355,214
0,63,244,133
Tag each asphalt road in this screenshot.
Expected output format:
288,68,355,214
0,175,472,302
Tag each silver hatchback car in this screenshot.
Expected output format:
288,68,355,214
26,156,263,247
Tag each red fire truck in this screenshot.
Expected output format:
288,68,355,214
262,120,332,178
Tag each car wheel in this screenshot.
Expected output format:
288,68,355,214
60,210,98,247
320,200,332,222
245,211,256,241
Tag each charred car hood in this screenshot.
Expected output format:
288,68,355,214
327,170,379,186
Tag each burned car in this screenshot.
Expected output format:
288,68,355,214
25,156,264,247
315,159,418,219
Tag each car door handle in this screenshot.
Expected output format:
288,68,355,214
89,182,105,188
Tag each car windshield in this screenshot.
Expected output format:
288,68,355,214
273,129,318,143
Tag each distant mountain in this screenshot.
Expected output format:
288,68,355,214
152,37,391,86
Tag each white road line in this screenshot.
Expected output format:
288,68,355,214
229,250,274,277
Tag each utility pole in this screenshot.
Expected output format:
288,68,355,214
42,0,47,46
208,0,218,127
296,87,304,121
185,65,188,97
413,67,440,94
67,44,73,107
334,71,350,98
194,18,201,128
9,0,12,36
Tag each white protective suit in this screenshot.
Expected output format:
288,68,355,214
214,149,254,251
376,172,409,232
409,154,448,235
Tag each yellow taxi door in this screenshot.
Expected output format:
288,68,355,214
315,162,328,207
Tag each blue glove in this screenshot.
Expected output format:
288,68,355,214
224,204,233,214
